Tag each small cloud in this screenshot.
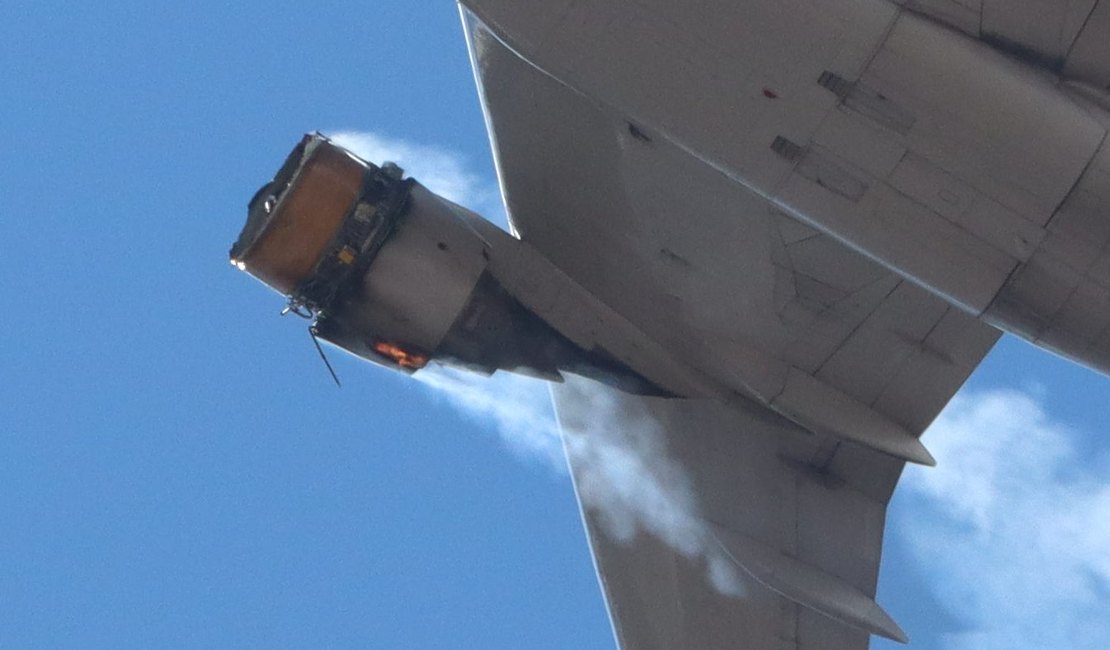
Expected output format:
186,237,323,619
327,130,499,215
900,389,1110,649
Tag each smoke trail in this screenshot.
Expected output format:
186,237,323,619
553,375,747,597
334,130,745,597
327,130,498,215
416,366,746,597
415,366,565,470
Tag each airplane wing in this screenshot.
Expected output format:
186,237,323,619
463,10,1000,648
895,0,1110,86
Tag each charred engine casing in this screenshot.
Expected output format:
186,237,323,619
230,134,662,394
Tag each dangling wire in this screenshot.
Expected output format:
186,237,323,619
309,325,342,388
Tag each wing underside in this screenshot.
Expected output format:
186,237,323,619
463,8,1000,648
553,376,900,649
896,0,1110,87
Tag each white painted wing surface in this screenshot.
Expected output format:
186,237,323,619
463,10,1000,649
553,376,898,649
895,0,1110,88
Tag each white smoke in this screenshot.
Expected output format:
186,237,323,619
329,131,1110,638
415,366,565,470
327,130,498,212
900,388,1110,649
553,376,746,597
338,130,745,596
417,366,746,597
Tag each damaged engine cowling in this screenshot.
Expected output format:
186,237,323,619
230,134,664,394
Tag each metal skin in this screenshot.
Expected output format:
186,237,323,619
448,2,1110,646
230,135,928,643
229,1,1110,646
462,0,1110,378
232,135,946,468
231,134,666,395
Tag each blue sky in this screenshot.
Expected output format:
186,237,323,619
2,2,1109,648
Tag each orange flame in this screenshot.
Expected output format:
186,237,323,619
372,341,430,370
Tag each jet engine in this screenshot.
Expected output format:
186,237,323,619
230,134,665,394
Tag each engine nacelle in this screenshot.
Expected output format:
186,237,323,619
230,134,664,393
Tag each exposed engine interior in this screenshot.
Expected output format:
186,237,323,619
230,134,667,395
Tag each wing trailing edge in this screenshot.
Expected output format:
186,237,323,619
711,523,909,644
